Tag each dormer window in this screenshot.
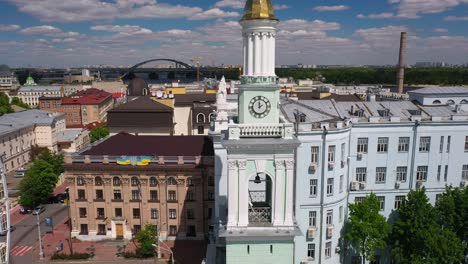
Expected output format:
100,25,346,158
378,109,390,117
353,109,365,117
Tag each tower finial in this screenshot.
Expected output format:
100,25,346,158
241,0,277,21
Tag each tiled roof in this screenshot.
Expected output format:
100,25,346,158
82,133,214,156
62,88,111,105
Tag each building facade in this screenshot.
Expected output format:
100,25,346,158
0,71,18,90
17,85,64,108
57,129,90,153
65,133,215,241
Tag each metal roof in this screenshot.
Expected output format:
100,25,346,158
0,110,64,136
408,86,468,95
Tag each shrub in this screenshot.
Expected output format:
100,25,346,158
51,252,91,260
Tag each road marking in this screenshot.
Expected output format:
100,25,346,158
10,245,33,256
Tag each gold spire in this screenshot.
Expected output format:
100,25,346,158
241,0,278,21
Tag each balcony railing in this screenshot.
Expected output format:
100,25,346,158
248,206,271,223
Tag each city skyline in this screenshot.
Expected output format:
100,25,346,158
0,0,467,68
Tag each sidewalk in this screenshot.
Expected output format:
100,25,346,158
10,204,27,225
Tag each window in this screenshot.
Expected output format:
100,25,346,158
355,197,365,204
307,244,315,259
186,191,194,201
97,208,105,219
196,113,205,123
341,143,346,163
439,136,444,153
133,208,140,219
133,225,141,235
131,190,140,201
187,209,195,220
416,166,428,181
186,177,194,186
113,189,122,200
397,137,409,152
209,113,215,122
377,137,389,153
311,146,319,163
325,242,331,258
167,177,177,185
447,136,451,153
419,137,431,152
79,208,87,218
168,191,177,201
328,145,335,163
377,196,385,211
95,190,104,200
465,136,468,152
326,210,333,225
395,196,405,209
98,224,106,235
77,176,85,186
208,190,215,200
187,225,196,237
77,189,86,200
339,175,344,193
447,99,455,105
375,167,386,183
357,138,368,153
356,167,367,182
309,179,317,196
207,208,213,219
151,209,158,219
149,177,158,186
80,224,88,235
433,100,441,104
169,225,177,235
444,165,448,182
197,125,204,135
169,209,177,219
94,176,103,186
115,208,122,217
208,176,214,186
150,190,158,201
462,165,468,180
113,177,121,186
326,178,334,195
437,165,441,181
396,167,407,182
339,206,343,222
308,211,316,227
131,176,139,186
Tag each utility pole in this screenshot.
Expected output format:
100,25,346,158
191,57,203,84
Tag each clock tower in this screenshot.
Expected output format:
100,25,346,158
215,1,300,263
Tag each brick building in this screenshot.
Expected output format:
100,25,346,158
64,133,215,241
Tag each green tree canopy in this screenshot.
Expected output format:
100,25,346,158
38,150,64,176
135,224,158,258
390,188,464,264
18,159,59,208
90,126,109,143
11,97,30,109
0,92,13,115
435,187,468,246
344,193,391,263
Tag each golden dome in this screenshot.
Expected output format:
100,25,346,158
241,0,278,21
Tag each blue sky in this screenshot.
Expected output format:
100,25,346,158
0,0,467,67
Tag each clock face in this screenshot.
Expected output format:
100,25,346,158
248,96,271,118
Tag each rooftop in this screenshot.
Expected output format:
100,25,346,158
408,86,468,95
82,133,214,156
62,88,111,105
57,129,86,143
18,86,62,92
0,109,64,136
110,96,173,113
174,94,216,106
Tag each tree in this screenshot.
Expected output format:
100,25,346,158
18,160,59,208
344,193,391,264
0,92,13,115
390,188,464,264
11,97,30,109
435,187,468,251
135,224,157,258
89,126,109,143
38,150,64,175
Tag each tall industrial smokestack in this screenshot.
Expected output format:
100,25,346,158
397,32,407,94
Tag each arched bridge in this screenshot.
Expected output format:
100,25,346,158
121,58,194,79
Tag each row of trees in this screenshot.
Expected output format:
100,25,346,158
345,187,467,263
18,149,64,209
276,68,468,85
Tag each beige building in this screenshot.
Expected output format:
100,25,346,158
57,129,90,153
65,133,215,241
17,86,64,108
92,81,127,94
0,110,65,173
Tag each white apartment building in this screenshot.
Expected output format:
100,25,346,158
0,110,66,173
280,87,468,263
17,86,63,107
0,71,17,90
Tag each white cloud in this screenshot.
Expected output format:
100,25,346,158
357,13,395,19
313,5,350,12
433,28,449,33
444,15,468,21
0,24,21,31
91,25,153,35
390,0,468,19
274,4,289,10
214,0,245,9
189,8,239,21
20,25,62,35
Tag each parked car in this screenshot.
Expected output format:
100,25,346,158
32,205,45,215
0,226,16,236
20,207,32,214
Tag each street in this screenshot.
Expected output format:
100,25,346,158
0,204,69,264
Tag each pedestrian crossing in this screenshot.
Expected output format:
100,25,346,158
10,245,33,256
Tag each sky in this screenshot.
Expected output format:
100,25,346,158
0,0,467,68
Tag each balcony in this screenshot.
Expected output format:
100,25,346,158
228,123,294,140
248,206,271,223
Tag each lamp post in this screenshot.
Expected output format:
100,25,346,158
37,212,44,259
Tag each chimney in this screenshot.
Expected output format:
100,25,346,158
397,32,407,94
